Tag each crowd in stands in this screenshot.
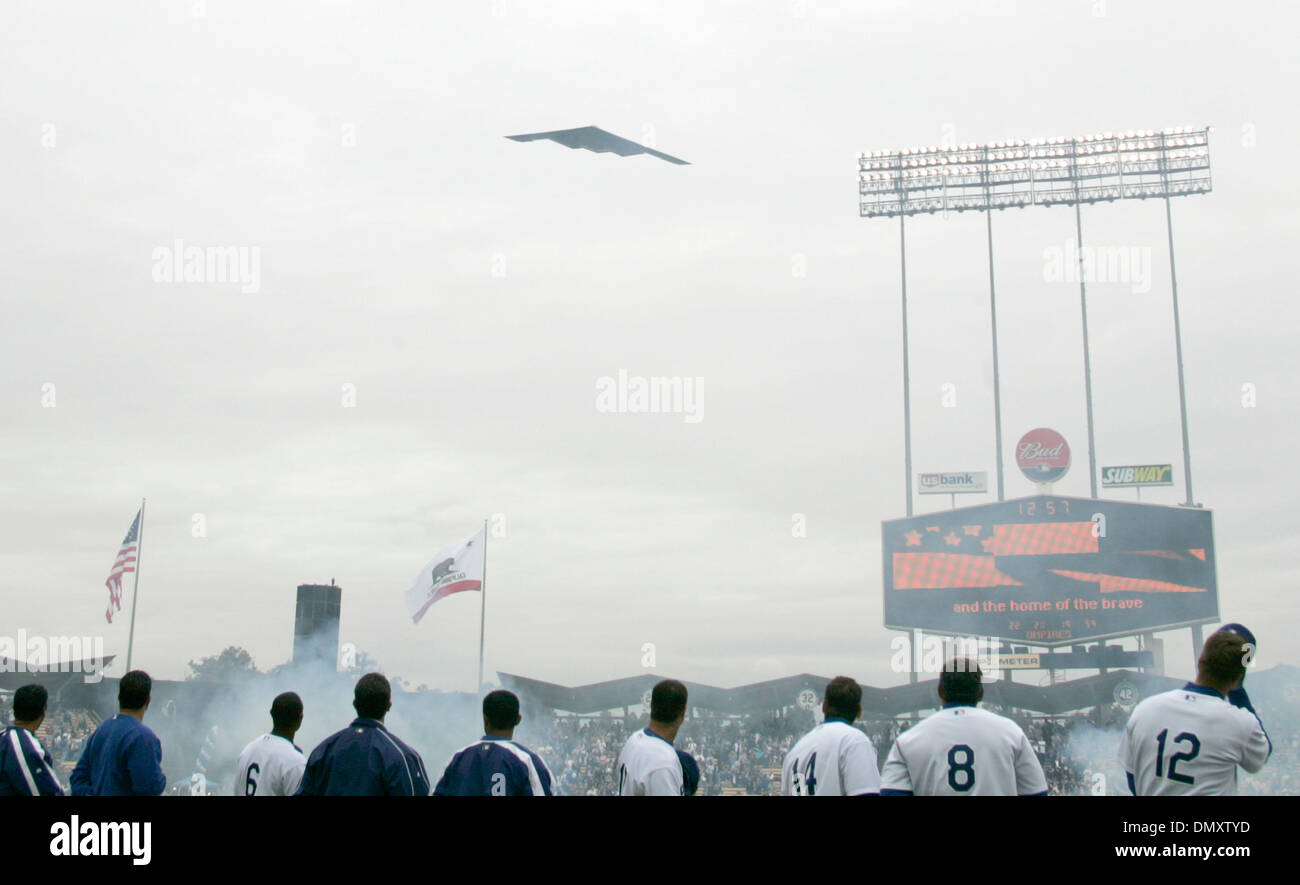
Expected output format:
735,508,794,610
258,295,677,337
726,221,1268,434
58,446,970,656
516,716,623,796
675,712,806,796
1239,734,1300,795
38,708,100,769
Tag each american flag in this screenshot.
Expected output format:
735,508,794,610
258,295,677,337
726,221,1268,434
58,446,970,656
105,510,141,623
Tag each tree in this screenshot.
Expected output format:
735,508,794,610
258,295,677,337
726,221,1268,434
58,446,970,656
339,650,416,692
187,646,259,682
342,649,382,675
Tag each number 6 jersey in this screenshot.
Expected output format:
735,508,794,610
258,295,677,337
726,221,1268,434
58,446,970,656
233,733,306,796
880,705,1047,796
1118,683,1270,796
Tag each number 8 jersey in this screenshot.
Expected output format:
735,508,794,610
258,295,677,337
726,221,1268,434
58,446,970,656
880,705,1047,796
1118,684,1270,796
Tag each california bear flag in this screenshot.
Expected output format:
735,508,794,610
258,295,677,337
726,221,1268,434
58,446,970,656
403,526,486,624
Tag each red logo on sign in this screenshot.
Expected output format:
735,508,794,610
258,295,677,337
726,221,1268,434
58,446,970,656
1016,428,1071,484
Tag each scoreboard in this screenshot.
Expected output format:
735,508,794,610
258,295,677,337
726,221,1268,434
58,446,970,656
882,496,1218,646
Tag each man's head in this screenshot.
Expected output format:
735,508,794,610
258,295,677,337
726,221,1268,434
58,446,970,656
650,679,688,726
1216,623,1257,676
270,691,304,735
118,670,152,713
482,690,522,736
12,684,48,728
938,659,983,706
1197,630,1249,694
822,676,862,722
353,673,391,721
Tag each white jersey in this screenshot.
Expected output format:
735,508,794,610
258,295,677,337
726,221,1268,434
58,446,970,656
233,734,306,796
616,729,684,796
881,705,1047,796
1119,685,1270,796
781,718,881,796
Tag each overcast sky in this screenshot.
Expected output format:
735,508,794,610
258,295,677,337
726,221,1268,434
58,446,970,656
3,1,1297,693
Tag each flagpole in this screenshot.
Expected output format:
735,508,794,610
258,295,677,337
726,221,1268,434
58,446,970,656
125,497,145,674
477,519,488,696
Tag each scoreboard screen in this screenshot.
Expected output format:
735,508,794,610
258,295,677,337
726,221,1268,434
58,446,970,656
882,496,1218,646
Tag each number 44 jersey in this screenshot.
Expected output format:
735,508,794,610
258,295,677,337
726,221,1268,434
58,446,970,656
880,705,1047,796
781,718,882,796
1119,684,1270,796
233,734,306,796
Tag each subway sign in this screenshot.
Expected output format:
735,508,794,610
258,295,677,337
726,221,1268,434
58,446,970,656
1101,464,1174,488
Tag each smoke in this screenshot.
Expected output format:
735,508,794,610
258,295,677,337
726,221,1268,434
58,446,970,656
129,630,480,794
1060,718,1127,796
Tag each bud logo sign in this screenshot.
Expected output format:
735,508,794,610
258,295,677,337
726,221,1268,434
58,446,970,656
918,472,988,494
1016,428,1070,484
1102,464,1173,487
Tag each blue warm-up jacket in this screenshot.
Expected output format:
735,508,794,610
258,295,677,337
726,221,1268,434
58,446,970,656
297,718,430,796
0,726,64,796
70,714,167,796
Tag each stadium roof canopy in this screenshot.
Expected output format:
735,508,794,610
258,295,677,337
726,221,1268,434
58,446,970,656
497,668,1298,717
0,656,117,691
505,125,690,165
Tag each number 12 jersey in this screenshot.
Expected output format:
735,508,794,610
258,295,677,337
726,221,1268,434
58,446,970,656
1119,684,1269,796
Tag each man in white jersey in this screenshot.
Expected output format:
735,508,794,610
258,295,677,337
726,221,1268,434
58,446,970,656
1119,627,1270,796
616,679,687,796
880,660,1047,796
781,676,880,796
233,692,306,796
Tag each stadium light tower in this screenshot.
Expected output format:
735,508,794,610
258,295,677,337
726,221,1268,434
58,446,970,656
859,127,1211,509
